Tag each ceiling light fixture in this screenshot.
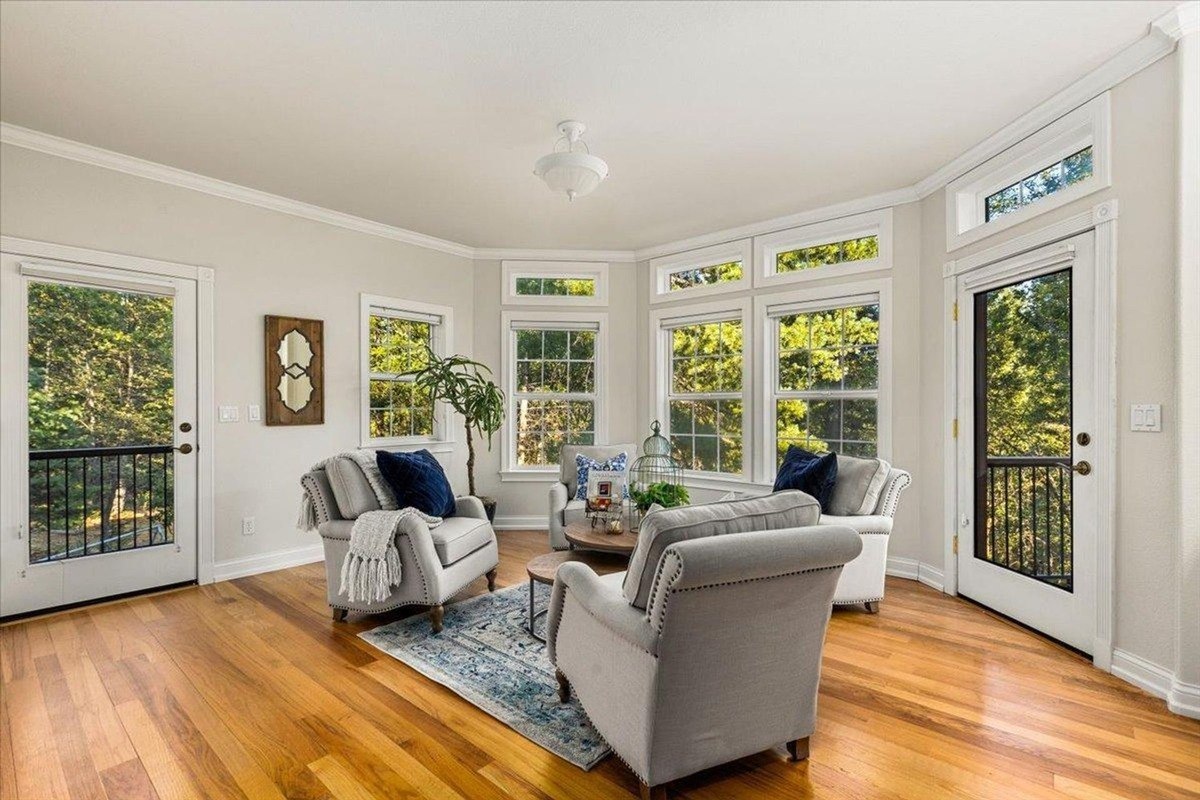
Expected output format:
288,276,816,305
533,120,609,201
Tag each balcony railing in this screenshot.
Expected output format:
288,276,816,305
28,445,174,564
978,456,1073,591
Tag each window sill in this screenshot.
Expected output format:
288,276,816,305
682,473,773,494
500,469,562,483
360,439,455,454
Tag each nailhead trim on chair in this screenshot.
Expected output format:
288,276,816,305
674,563,843,594
877,471,912,518
302,472,335,526
833,597,884,605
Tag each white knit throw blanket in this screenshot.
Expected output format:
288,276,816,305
298,451,442,603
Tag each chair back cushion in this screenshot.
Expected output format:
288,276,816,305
828,455,891,516
376,449,457,518
558,443,636,486
773,447,838,509
622,490,821,608
326,457,383,520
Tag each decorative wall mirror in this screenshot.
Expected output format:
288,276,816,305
265,315,324,425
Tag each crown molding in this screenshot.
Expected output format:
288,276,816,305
1155,0,1199,39
473,247,636,263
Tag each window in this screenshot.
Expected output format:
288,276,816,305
758,280,890,479
754,209,891,289
360,294,453,448
984,147,1093,222
946,94,1110,251
652,299,751,481
502,260,608,306
650,240,751,303
502,312,607,475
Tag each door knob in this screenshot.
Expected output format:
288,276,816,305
175,443,194,455
1069,460,1091,476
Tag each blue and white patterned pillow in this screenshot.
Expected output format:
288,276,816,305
575,451,629,501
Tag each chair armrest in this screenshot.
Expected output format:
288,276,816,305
547,562,658,664
549,481,570,513
455,495,488,520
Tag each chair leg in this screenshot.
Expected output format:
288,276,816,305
429,604,444,634
787,736,810,762
331,607,348,623
864,601,880,614
556,670,570,703
486,568,498,592
639,781,666,800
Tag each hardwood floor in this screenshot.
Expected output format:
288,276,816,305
2,530,1198,799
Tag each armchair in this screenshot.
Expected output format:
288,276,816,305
547,495,861,799
302,458,498,631
547,442,636,549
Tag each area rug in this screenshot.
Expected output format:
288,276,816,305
358,583,612,769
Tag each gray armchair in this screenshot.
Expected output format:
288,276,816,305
546,493,862,799
548,442,636,549
302,457,498,631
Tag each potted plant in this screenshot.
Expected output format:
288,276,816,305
407,348,505,521
630,481,690,514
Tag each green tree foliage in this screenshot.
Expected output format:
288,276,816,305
368,315,434,438
776,235,878,273
513,328,596,467
669,320,743,472
667,261,743,291
514,277,595,296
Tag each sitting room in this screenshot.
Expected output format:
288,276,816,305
1,2,1198,798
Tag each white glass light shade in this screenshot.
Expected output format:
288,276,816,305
533,151,609,201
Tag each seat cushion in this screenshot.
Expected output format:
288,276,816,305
429,516,494,565
828,455,891,516
818,514,893,535
773,447,838,510
326,457,382,520
376,449,457,518
622,490,821,608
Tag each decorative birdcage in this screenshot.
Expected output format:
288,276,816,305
628,420,686,527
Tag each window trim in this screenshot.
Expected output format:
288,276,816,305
359,293,455,451
650,297,753,485
499,309,609,480
752,278,892,483
648,239,752,304
501,260,609,306
945,94,1111,252
752,209,892,289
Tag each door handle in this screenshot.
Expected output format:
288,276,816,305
1068,460,1091,476
175,443,194,455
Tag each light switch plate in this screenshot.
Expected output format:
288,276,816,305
218,405,240,423
1130,404,1161,432
247,404,261,422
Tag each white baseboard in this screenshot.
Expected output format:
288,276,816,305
1110,649,1200,719
212,543,324,582
493,515,549,531
917,562,945,592
886,556,920,580
1169,679,1200,719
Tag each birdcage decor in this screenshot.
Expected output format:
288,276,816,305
628,420,686,528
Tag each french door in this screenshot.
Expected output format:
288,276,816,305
955,233,1098,653
0,253,199,617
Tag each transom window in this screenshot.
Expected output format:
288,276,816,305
776,235,878,274
984,146,1093,222
360,294,452,447
772,301,880,459
650,240,752,303
668,261,743,292
666,317,744,474
502,260,609,306
515,276,596,297
510,322,599,467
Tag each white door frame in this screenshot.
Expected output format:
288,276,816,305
0,236,216,589
941,199,1118,669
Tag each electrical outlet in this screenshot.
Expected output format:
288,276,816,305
242,516,256,536
219,405,240,423
247,404,261,422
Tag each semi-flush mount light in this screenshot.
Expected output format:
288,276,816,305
533,120,609,201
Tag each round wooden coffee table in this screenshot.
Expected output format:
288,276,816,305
525,549,631,642
564,520,639,554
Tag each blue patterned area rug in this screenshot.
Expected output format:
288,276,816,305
358,583,611,770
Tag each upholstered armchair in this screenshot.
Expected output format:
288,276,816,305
301,456,499,631
547,493,862,799
548,442,636,549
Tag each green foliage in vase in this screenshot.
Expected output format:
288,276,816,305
630,482,690,513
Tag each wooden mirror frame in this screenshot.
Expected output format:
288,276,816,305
265,315,324,426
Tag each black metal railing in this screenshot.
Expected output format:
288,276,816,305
978,456,1073,591
28,445,174,564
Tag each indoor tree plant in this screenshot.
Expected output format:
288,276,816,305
406,348,505,520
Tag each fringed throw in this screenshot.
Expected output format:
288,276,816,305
338,508,442,603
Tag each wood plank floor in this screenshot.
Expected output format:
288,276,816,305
2,530,1198,800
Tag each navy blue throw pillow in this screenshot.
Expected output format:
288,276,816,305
376,449,456,518
773,446,838,511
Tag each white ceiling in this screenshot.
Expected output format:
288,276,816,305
0,1,1176,250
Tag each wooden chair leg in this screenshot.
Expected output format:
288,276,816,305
556,670,570,703
429,604,444,634
486,568,498,592
864,601,880,614
787,736,810,762
639,781,666,800
331,607,348,623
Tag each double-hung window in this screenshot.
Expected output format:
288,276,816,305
360,294,453,448
761,283,889,472
653,300,750,481
502,312,607,474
